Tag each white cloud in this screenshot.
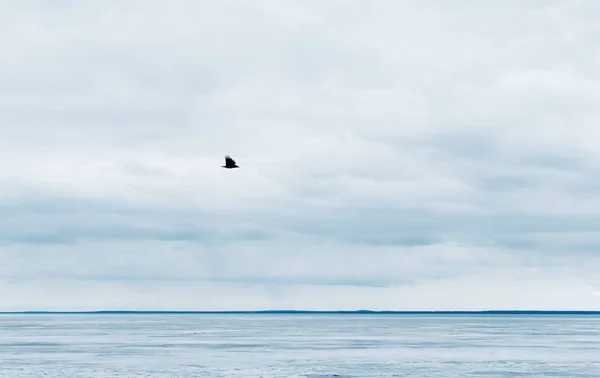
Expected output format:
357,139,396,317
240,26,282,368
1,0,600,310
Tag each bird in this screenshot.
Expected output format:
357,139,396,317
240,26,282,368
222,155,239,169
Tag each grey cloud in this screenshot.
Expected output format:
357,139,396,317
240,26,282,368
1,0,600,310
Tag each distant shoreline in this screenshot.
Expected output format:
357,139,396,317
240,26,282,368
1,310,600,315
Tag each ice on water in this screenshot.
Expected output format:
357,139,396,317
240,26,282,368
1,313,600,377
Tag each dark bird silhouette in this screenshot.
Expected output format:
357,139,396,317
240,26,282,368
222,155,239,169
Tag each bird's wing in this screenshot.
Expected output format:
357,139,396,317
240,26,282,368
225,155,235,164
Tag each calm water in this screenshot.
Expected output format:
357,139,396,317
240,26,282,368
1,314,599,377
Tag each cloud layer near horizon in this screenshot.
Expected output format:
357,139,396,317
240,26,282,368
1,0,600,310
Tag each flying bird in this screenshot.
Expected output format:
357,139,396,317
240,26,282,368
222,155,239,169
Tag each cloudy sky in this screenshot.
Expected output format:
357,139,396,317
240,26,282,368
1,0,600,311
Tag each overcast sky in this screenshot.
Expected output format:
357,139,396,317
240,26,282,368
1,0,600,311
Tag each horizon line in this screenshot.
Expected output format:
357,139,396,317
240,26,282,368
2,310,600,315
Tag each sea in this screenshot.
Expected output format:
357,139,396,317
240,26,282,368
1,312,599,377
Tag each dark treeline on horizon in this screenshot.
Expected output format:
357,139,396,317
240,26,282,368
2,310,600,315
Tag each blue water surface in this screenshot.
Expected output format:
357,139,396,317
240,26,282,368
1,313,599,377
